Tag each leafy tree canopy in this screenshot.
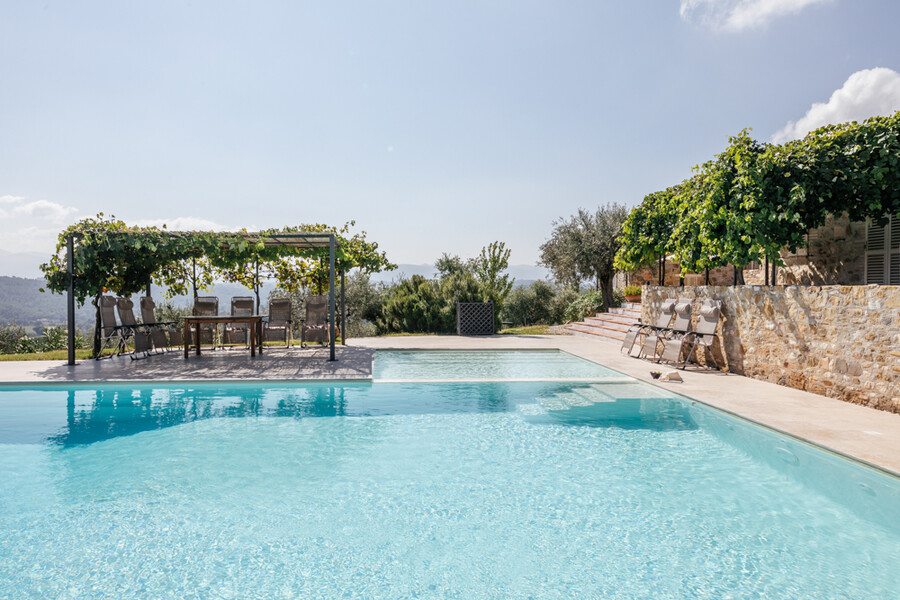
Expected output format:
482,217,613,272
616,111,900,275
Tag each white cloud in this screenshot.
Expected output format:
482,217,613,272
0,195,80,255
133,217,235,232
680,0,830,31
771,67,900,143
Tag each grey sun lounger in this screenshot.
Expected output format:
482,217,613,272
97,295,131,359
638,297,693,362
621,298,677,356
140,296,183,352
115,296,153,359
658,299,723,370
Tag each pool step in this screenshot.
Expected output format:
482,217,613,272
538,382,672,412
566,303,641,344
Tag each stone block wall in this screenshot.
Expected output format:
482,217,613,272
643,285,900,413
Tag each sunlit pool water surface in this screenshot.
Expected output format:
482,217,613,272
0,350,898,599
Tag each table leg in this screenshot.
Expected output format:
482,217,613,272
183,321,189,358
195,323,201,356
250,321,256,357
258,320,263,355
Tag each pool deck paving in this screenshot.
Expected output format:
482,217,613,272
2,334,899,477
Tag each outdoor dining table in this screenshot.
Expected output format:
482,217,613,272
180,315,265,358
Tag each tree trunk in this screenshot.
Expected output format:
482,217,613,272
92,293,102,358
599,275,615,312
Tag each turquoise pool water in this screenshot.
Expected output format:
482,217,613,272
373,349,620,380
1,351,899,599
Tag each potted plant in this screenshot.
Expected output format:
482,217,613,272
622,285,642,303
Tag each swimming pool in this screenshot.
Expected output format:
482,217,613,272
1,350,898,599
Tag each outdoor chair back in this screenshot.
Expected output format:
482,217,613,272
621,298,676,356
265,298,293,347
638,298,692,361
301,295,329,347
225,296,255,345
192,296,219,347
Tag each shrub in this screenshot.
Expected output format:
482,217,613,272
0,322,27,354
549,287,579,325
564,291,605,323
622,285,642,296
0,323,90,354
344,272,388,338
501,280,559,327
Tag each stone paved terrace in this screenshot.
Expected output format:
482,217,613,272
1,335,899,476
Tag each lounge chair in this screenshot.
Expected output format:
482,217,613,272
139,296,182,352
658,299,723,370
638,298,693,362
192,296,219,348
97,295,131,359
115,296,152,359
621,298,676,356
301,295,329,348
225,296,255,346
265,298,293,347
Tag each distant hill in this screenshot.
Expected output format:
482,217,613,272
0,276,95,332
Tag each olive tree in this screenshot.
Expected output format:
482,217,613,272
540,203,629,311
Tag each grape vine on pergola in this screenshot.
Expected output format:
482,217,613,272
54,228,347,365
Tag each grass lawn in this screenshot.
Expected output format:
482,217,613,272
0,349,95,362
498,325,554,335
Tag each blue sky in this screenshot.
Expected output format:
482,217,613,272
2,0,900,268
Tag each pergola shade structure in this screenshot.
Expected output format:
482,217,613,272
64,230,342,364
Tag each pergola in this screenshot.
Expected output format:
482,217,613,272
64,231,344,365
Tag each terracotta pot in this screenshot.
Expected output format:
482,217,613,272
624,295,642,303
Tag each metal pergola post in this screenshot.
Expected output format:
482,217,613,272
67,235,75,366
340,270,346,345
328,235,336,361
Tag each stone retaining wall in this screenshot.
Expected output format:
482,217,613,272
643,285,900,413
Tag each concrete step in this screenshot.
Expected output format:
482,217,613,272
567,302,641,344
608,307,642,317
567,323,627,342
583,318,631,334
585,314,635,327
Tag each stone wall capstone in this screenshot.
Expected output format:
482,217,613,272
643,285,900,413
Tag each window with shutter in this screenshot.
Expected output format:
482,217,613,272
867,214,900,284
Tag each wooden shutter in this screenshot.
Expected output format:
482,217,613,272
867,219,887,284
891,215,900,284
